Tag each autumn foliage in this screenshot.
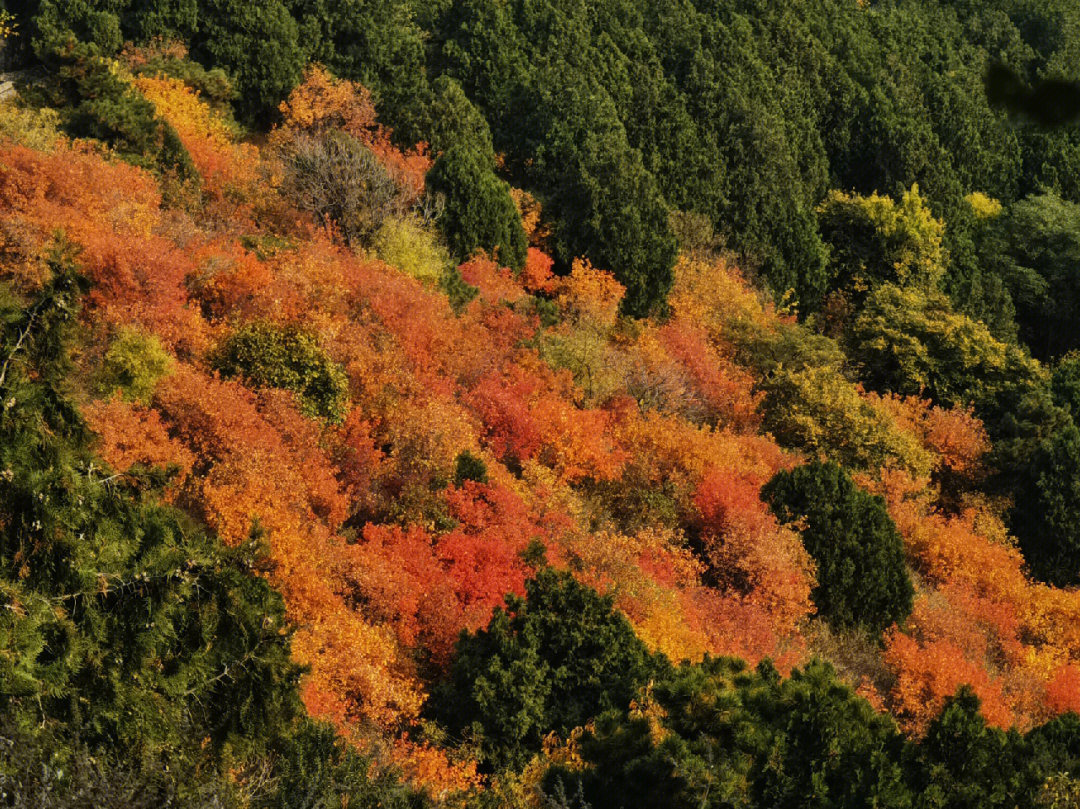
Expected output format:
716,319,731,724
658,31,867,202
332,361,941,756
4,69,1080,797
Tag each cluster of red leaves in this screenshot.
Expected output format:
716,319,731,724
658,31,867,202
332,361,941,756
693,470,815,634
459,253,526,304
521,247,557,293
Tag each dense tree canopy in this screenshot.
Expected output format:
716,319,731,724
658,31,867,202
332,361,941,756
9,0,1080,803
986,193,1080,360
24,0,1080,314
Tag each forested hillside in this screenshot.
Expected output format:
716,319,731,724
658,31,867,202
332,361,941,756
4,0,1080,806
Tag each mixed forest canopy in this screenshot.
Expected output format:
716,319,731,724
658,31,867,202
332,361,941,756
4,0,1080,806
14,0,1080,319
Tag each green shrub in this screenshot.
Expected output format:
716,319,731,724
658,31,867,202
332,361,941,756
0,720,237,809
373,214,452,285
453,450,488,486
211,322,349,423
98,327,173,404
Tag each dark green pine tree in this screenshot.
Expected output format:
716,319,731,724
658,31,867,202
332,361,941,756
745,660,911,809
1012,420,1080,586
907,687,1032,809
0,249,299,765
427,143,528,272
762,461,914,633
1050,353,1080,418
429,567,668,772
189,0,304,122
547,656,911,809
526,73,677,318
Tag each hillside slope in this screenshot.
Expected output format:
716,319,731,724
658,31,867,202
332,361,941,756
4,3,1080,805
